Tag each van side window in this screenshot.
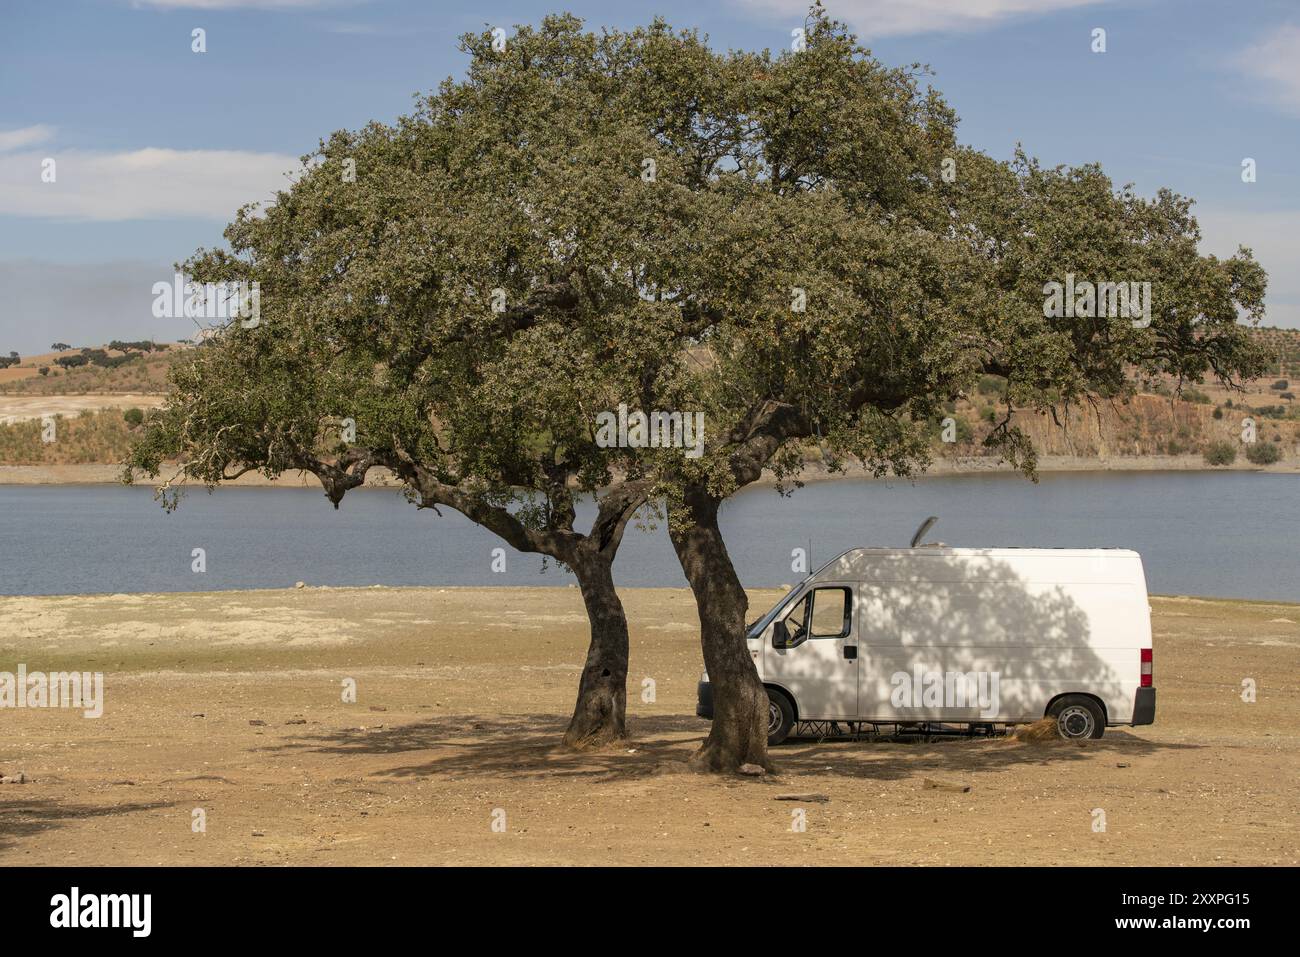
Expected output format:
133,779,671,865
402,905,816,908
782,594,810,644
809,587,852,639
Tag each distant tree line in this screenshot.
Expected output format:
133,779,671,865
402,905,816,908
108,340,160,354
54,347,140,370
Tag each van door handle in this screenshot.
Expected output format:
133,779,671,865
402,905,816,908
843,646,857,660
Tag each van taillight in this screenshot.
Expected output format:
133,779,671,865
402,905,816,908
1140,648,1153,687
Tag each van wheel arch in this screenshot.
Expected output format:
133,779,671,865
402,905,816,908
764,684,797,720
764,685,797,746
1045,693,1107,739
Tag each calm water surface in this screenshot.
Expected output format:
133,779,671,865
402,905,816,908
1,471,1295,601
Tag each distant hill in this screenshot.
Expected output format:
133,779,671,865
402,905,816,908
0,342,188,396
1247,326,1300,379
0,330,1296,471
930,367,1298,463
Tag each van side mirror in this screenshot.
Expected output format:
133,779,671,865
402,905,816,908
773,620,790,648
773,619,805,650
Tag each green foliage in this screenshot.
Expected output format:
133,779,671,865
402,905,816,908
71,347,138,369
123,407,145,427
127,6,1270,520
1244,441,1282,465
1203,440,1237,466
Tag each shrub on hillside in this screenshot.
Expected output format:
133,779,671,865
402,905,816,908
123,407,145,427
1244,441,1282,465
1204,441,1237,466
1270,380,1289,390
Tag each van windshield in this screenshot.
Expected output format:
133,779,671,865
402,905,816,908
745,582,808,640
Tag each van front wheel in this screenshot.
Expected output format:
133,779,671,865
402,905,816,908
766,689,795,746
1048,695,1105,740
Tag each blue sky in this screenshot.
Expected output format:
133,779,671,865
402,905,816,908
1,0,1297,353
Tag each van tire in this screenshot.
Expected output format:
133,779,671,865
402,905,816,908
766,688,795,746
1048,695,1105,740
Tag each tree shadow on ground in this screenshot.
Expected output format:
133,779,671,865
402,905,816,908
263,713,707,782
772,728,1198,781
265,712,1196,784
0,797,174,854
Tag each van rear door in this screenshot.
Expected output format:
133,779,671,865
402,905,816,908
765,584,858,719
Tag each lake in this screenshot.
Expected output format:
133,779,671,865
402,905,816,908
1,471,1296,601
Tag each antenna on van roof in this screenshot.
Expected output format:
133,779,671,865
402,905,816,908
910,515,940,548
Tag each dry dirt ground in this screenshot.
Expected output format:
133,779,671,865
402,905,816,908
0,587,1296,866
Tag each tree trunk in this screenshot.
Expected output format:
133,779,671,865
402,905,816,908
669,489,770,772
562,550,629,749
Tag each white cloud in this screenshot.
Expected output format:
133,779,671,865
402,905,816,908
0,125,56,153
0,147,300,221
1229,24,1300,117
732,0,1109,38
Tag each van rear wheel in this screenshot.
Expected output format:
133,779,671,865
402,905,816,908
766,688,795,746
1048,695,1105,740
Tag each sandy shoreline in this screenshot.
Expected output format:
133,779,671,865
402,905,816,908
1,454,1296,488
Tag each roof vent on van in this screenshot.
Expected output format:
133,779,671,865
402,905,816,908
910,515,944,548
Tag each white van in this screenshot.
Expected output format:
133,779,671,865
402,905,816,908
696,546,1156,744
